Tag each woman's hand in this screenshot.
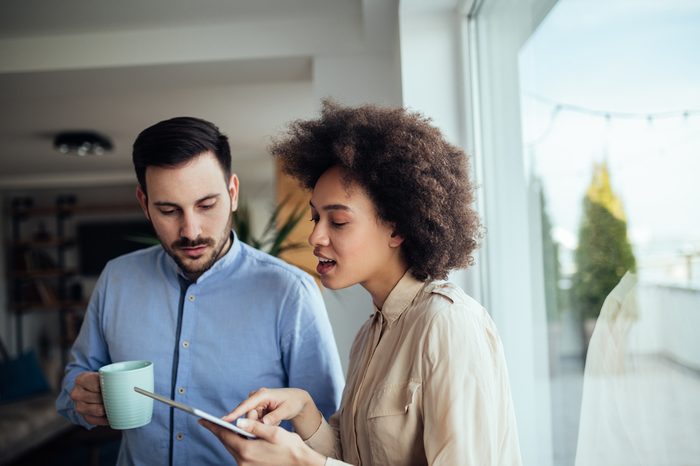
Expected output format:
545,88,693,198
224,387,321,439
199,418,326,466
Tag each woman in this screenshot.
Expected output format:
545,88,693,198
201,102,522,465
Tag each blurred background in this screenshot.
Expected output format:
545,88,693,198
1,0,698,465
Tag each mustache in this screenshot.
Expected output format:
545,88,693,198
172,237,214,249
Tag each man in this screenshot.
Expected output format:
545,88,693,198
56,117,345,465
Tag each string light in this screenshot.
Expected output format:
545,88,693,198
523,91,700,178
523,91,700,149
524,92,700,121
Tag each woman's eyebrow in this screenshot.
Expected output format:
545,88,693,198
322,204,352,212
309,201,353,213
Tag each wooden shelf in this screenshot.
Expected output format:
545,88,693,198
7,196,139,362
10,204,140,217
11,300,88,313
11,238,76,249
13,268,77,279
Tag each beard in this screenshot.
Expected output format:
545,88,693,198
160,214,233,281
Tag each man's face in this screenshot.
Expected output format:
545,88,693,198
136,151,239,281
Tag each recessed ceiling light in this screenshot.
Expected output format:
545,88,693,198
53,131,113,156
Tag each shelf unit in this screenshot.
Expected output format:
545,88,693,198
8,196,81,368
7,197,144,367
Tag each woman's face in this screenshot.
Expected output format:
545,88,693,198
308,166,404,295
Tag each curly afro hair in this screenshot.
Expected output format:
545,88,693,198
271,100,482,281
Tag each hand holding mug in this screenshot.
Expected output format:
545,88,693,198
70,371,109,426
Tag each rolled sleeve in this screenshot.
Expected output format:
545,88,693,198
325,458,353,466
305,416,342,459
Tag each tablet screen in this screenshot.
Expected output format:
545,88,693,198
134,387,257,439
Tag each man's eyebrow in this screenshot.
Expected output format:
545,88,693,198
196,194,220,203
153,194,220,207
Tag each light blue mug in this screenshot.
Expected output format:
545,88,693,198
98,360,154,430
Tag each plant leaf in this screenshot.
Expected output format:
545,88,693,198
268,202,307,256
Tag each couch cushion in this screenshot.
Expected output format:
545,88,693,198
0,351,51,404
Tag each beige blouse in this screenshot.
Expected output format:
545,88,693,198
305,271,522,466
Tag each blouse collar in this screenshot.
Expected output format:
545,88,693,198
376,269,425,324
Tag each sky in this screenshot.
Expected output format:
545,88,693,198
518,0,700,279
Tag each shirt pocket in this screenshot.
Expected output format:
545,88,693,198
366,380,423,465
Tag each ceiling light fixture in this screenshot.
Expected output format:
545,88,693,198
53,131,113,156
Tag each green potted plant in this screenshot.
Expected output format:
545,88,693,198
232,196,308,257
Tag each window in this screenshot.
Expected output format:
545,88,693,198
469,0,700,464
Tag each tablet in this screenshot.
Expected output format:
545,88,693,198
134,387,257,439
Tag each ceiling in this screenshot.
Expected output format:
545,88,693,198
0,0,357,38
0,57,315,192
0,0,362,193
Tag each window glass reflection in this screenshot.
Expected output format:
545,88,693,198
519,1,700,464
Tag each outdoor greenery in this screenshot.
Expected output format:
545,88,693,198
539,183,562,321
571,162,636,321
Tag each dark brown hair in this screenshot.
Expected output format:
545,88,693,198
133,116,231,194
271,101,482,281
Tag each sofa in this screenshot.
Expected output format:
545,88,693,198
0,392,72,464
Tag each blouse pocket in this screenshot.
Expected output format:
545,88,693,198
366,381,422,464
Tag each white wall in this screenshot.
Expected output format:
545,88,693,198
398,8,481,299
321,286,373,371
630,284,700,370
311,2,404,372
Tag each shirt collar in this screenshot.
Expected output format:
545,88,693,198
164,230,240,283
376,269,425,324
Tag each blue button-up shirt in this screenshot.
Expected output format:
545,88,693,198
57,233,344,465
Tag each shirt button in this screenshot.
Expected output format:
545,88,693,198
176,433,184,441
188,295,195,302
182,340,190,348
178,387,186,395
